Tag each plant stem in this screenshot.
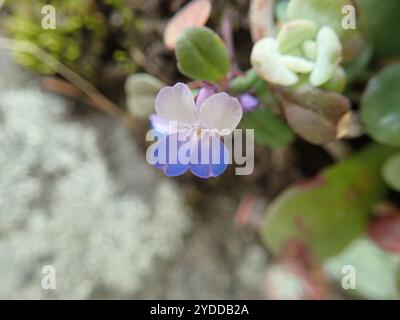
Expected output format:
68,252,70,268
0,36,135,128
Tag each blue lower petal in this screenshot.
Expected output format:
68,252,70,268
163,162,190,177
189,135,229,179
149,134,190,177
149,131,230,179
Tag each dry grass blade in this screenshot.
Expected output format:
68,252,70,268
0,36,135,128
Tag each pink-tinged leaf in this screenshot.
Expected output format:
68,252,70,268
249,0,275,42
265,241,330,300
164,0,212,50
368,211,400,254
279,87,351,145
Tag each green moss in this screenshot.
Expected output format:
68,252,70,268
3,0,136,79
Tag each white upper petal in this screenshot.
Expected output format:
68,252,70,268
155,82,198,126
199,93,243,134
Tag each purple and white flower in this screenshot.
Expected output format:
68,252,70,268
147,82,243,178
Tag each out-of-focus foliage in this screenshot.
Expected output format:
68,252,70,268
284,0,375,85
361,64,400,147
287,0,351,38
230,70,295,148
261,144,395,261
229,69,259,94
241,108,295,149
265,263,326,299
278,86,351,145
3,0,136,79
368,210,400,254
382,152,400,192
265,242,329,299
286,0,365,63
251,22,346,89
356,0,400,58
125,73,165,118
254,0,400,300
325,238,400,299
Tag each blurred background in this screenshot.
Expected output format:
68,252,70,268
0,0,399,299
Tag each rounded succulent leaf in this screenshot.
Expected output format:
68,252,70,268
251,37,298,86
310,26,342,86
277,19,318,54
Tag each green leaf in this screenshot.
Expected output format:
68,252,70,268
361,64,400,147
356,0,400,58
175,27,230,82
343,41,373,83
125,73,165,118
261,144,395,261
382,152,400,192
324,238,400,299
253,76,281,108
280,87,351,145
229,69,259,94
241,108,295,149
321,66,347,93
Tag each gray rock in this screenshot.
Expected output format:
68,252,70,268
0,88,191,299
0,48,36,89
